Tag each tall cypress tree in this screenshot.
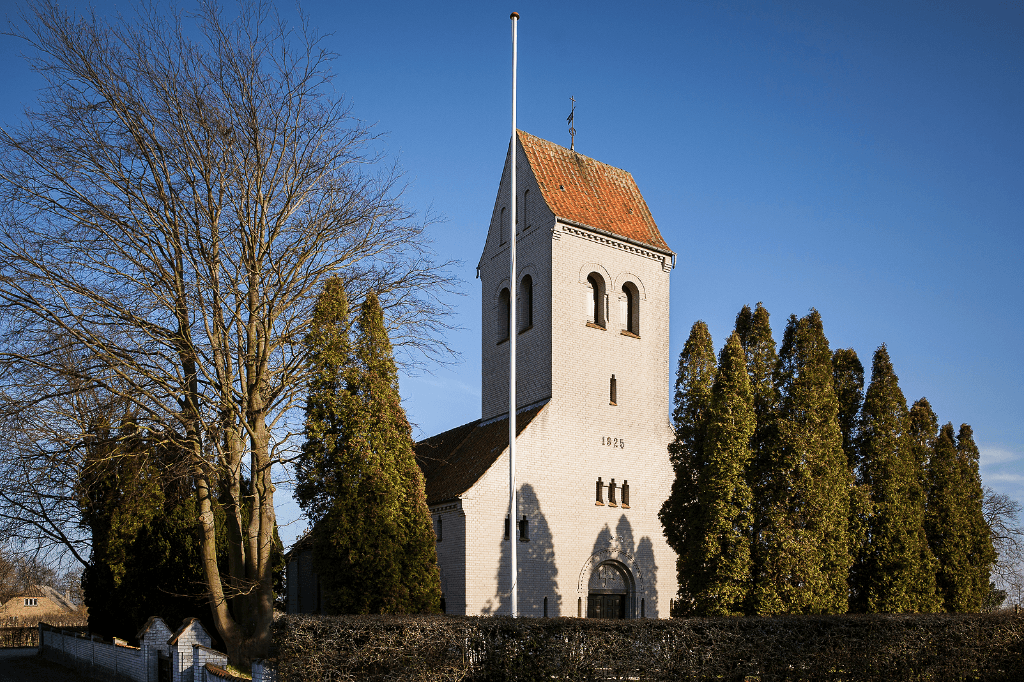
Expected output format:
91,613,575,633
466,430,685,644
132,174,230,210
741,303,780,458
736,303,779,614
296,277,356,523
832,349,864,471
297,283,440,614
684,332,755,615
660,320,716,614
927,424,971,611
908,398,939,490
955,425,997,611
856,346,938,612
753,310,850,615
832,348,873,611
79,418,211,642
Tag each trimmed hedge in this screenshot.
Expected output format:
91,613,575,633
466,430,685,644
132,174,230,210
270,611,1024,681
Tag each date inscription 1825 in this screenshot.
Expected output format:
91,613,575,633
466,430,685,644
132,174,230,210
602,436,625,449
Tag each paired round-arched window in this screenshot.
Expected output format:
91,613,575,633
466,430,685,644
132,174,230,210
587,273,606,328
622,281,640,336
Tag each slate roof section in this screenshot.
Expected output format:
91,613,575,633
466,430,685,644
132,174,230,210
517,130,672,254
415,402,548,506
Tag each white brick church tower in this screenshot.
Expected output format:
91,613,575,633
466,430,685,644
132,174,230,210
416,131,678,618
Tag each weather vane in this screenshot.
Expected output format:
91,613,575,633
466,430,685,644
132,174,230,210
567,96,576,152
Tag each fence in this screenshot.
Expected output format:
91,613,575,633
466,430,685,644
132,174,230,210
1,625,39,648
37,618,276,682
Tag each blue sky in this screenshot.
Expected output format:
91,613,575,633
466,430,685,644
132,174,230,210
1,0,1021,550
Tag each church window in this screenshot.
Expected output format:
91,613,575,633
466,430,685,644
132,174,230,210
622,480,630,508
520,275,533,331
544,596,548,617
608,479,618,507
622,282,640,336
610,374,617,405
595,477,604,505
586,273,606,328
498,288,511,343
519,515,529,541
24,598,37,607
500,207,507,244
504,516,510,540
435,516,442,542
523,189,530,230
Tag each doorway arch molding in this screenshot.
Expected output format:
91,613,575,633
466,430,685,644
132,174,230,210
577,537,647,610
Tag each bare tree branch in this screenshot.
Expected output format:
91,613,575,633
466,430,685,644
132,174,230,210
0,0,459,666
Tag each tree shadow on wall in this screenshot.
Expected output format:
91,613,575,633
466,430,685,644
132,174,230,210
482,483,560,616
586,514,659,617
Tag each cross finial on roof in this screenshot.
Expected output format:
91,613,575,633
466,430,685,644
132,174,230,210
567,96,576,152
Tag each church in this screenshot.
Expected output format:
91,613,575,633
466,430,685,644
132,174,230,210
287,130,678,618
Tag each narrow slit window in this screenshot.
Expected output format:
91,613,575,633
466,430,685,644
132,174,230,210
608,479,618,506
622,480,630,508
499,288,511,342
543,596,548,617
610,375,617,405
504,516,510,540
435,516,442,542
519,515,529,541
500,207,507,244
520,275,533,330
523,189,530,230
595,477,604,505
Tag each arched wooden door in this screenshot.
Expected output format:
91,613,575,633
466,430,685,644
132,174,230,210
586,561,630,619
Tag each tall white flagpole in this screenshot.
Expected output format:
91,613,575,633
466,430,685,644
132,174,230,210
508,10,519,619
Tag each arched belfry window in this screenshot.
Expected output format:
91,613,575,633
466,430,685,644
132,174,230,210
500,207,507,245
622,282,640,336
587,273,606,328
520,275,533,331
499,288,511,342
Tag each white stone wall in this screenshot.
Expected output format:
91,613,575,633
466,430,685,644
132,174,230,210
38,618,245,682
480,138,554,421
40,627,147,681
430,500,467,615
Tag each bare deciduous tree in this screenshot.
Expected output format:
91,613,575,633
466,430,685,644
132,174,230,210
984,486,1024,609
0,0,457,666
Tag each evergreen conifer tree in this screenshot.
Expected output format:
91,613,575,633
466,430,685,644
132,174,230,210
955,425,997,610
296,277,356,523
856,346,938,612
832,348,873,611
684,332,755,615
927,423,971,611
79,417,214,642
832,349,864,470
908,398,939,486
297,283,440,614
752,311,850,614
735,303,779,615
740,303,780,456
660,320,716,614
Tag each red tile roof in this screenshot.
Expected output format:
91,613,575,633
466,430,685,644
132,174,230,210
415,402,547,506
517,130,671,253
